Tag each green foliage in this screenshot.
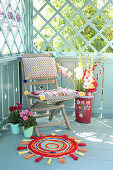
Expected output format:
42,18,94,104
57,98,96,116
19,116,37,130
19,111,37,130
33,0,113,53
8,111,21,124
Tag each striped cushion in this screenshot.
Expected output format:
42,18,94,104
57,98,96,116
28,88,77,102
23,57,58,80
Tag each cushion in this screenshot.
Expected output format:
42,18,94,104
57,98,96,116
28,88,78,102
22,57,58,80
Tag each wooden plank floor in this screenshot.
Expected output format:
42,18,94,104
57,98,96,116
0,115,113,170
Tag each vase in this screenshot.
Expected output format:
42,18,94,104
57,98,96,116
23,126,33,138
10,123,20,134
75,91,93,123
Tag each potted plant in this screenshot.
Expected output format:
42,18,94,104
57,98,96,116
8,103,22,134
56,52,106,123
19,110,37,137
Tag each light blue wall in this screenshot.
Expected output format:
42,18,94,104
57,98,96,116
0,57,21,128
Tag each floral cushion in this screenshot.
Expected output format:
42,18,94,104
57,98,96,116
28,88,77,102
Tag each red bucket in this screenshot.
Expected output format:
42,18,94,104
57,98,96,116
75,94,93,123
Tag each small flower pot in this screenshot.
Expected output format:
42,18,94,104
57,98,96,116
10,123,20,134
75,91,93,123
23,126,33,138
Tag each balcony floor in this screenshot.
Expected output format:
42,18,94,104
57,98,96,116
1,115,113,170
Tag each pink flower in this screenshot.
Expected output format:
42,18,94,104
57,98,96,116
81,101,85,105
62,70,67,76
20,112,24,117
83,106,87,111
86,101,90,105
29,111,33,116
58,69,62,73
24,110,29,115
23,116,28,121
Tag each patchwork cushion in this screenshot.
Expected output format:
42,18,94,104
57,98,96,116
22,57,58,80
28,88,78,102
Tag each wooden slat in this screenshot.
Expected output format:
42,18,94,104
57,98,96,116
30,104,64,112
21,53,53,58
103,62,113,111
25,79,56,85
34,113,51,118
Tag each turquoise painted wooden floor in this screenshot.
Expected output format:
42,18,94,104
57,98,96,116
1,115,113,170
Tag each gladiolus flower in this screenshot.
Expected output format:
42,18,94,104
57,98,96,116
66,71,73,78
58,69,62,73
23,116,28,121
61,66,68,72
74,67,83,80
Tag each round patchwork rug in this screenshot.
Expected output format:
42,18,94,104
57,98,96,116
28,135,78,158
17,134,87,164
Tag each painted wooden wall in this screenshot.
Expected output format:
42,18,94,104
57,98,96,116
0,57,20,128
0,53,113,128
55,53,113,118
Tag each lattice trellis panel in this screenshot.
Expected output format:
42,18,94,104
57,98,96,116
0,0,26,56
32,0,113,54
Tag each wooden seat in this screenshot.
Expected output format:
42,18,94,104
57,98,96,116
21,53,77,136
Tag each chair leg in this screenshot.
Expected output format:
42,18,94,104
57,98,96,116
49,109,56,121
34,127,40,137
61,106,72,130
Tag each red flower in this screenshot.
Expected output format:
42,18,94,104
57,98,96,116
93,81,98,88
83,69,87,80
17,104,22,111
89,81,98,93
16,103,22,111
9,106,15,112
13,106,18,111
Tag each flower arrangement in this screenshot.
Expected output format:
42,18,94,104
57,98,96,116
56,52,106,93
19,110,37,130
8,103,23,124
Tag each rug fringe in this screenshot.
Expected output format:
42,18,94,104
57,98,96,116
69,137,77,140
18,150,29,155
59,157,66,163
40,134,45,137
47,158,52,164
20,141,29,145
22,139,32,142
75,151,84,156
35,156,43,162
30,136,38,139
70,154,78,160
78,147,87,152
78,143,86,146
51,133,56,136
24,153,35,159
75,140,82,143
17,146,27,151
